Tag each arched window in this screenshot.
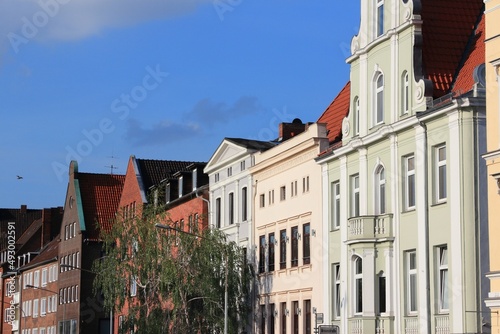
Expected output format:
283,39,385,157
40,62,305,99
375,165,386,214
376,0,384,37
402,71,409,114
353,97,360,135
374,72,384,125
354,256,363,314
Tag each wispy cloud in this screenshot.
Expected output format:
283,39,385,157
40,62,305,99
125,119,201,147
126,95,265,146
1,0,211,51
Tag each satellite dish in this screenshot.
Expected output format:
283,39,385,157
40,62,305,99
473,63,486,87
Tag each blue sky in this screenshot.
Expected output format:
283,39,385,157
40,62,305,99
0,0,360,209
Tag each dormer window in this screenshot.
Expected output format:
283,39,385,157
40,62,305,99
192,169,197,191
376,0,384,37
178,176,183,198
165,183,171,204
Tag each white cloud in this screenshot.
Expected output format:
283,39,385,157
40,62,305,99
1,0,211,46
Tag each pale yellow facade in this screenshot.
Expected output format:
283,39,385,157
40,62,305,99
485,0,500,332
250,123,329,333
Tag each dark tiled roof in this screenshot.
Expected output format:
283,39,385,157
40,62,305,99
225,138,278,151
422,0,484,97
136,159,202,190
78,173,125,240
18,236,59,271
452,13,485,95
0,207,42,250
317,82,351,144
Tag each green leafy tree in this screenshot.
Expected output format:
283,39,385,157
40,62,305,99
93,204,252,334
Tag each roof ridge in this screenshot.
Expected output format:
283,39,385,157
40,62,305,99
317,81,351,122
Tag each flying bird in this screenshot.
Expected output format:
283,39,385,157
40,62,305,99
16,175,23,180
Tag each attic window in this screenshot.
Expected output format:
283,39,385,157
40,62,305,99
178,176,183,198
192,169,197,191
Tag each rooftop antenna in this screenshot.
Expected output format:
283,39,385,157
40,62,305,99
106,153,119,175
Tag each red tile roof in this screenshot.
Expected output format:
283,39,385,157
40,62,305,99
452,13,485,95
18,236,60,270
422,0,484,97
78,173,125,240
317,82,351,144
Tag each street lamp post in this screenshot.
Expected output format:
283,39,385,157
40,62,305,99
155,223,229,334
27,284,65,334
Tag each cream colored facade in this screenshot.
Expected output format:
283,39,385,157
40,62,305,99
251,123,329,333
484,0,500,332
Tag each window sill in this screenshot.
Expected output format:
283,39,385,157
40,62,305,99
430,200,447,208
401,208,416,214
330,227,340,233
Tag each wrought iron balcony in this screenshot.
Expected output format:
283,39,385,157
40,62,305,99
347,214,393,242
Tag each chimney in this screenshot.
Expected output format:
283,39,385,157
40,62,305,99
20,204,27,214
278,118,306,142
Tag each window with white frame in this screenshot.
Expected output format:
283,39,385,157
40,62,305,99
34,270,40,288
353,97,360,135
331,181,341,229
291,180,298,197
40,298,46,316
374,72,384,125
241,187,248,221
303,176,309,193
228,192,234,225
376,0,384,37
437,246,449,312
215,197,221,228
351,174,360,217
130,276,137,297
406,250,417,314
404,155,415,210
402,71,409,114
227,166,232,177
280,186,286,201
375,165,386,214
260,194,265,208
353,256,363,314
333,264,341,319
435,145,447,202
33,298,39,318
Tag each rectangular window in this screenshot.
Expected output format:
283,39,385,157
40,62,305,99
178,176,183,198
377,0,384,36
438,246,449,312
404,155,415,210
34,270,40,288
435,145,447,202
303,176,310,193
291,226,298,267
269,233,275,272
280,186,286,201
215,198,221,228
270,303,276,334
281,302,287,334
130,276,137,297
304,300,311,334
227,167,232,177
333,264,341,319
292,301,299,334
291,180,298,197
260,194,265,208
269,190,275,205
260,304,266,334
303,224,310,265
406,251,417,314
259,235,266,274
33,298,39,318
40,298,46,316
241,187,248,221
192,169,197,191
331,181,340,229
280,230,287,270
351,175,360,217
214,173,220,183
379,275,386,314
228,193,234,225
240,160,246,171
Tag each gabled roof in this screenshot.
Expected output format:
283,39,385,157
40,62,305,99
451,13,485,95
0,206,42,251
422,0,484,97
225,138,277,151
135,159,201,190
77,172,125,240
18,236,59,271
317,81,351,144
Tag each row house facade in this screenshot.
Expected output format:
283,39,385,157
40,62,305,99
113,156,209,334
485,0,500,332
317,1,487,334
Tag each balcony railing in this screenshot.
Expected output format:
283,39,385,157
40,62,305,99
404,317,419,334
435,315,449,334
347,214,393,242
348,316,394,334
